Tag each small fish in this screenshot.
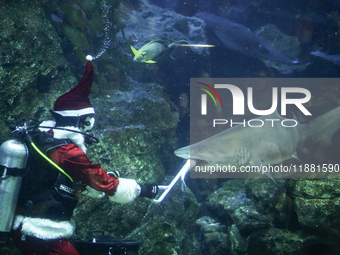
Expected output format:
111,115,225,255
130,39,190,63
311,51,340,65
130,39,169,64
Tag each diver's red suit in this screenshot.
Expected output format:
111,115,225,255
11,60,153,255
50,143,119,195
12,142,120,255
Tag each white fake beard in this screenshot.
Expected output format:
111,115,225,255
39,121,87,153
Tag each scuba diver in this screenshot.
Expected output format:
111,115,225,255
0,59,159,255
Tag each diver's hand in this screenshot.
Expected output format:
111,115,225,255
139,184,159,199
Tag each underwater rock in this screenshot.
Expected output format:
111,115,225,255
228,224,247,254
118,0,207,56
71,78,196,255
294,196,340,229
274,193,294,229
289,178,340,199
0,0,76,142
129,182,199,255
206,178,326,254
232,206,272,236
86,78,179,183
289,179,340,230
57,2,87,31
207,179,251,213
206,179,288,253
0,245,20,255
73,176,199,255
112,0,208,133
116,0,208,83
205,178,340,254
206,179,253,235
40,0,121,67
254,24,309,74
207,179,282,223
247,227,316,255
62,25,90,50
196,216,229,255
246,178,285,214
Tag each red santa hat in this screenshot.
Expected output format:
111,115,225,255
53,61,95,117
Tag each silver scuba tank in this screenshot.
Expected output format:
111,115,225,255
0,139,28,244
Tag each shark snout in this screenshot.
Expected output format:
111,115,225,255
174,146,190,159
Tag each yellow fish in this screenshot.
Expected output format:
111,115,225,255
130,39,169,64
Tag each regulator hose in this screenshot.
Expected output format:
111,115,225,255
25,131,74,183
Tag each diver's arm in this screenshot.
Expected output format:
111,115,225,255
50,144,158,203
50,143,118,195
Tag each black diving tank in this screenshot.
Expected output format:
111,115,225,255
0,139,28,244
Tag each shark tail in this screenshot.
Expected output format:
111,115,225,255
311,51,326,57
304,106,340,146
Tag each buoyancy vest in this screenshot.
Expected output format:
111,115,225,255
16,129,83,221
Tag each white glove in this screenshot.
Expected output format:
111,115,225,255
109,178,141,204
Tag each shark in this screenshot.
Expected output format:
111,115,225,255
311,51,340,66
175,107,340,183
195,12,298,64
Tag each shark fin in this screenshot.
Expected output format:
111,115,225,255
145,60,157,64
292,152,302,163
130,45,138,56
251,160,280,187
306,106,340,146
263,171,281,188
288,111,301,124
